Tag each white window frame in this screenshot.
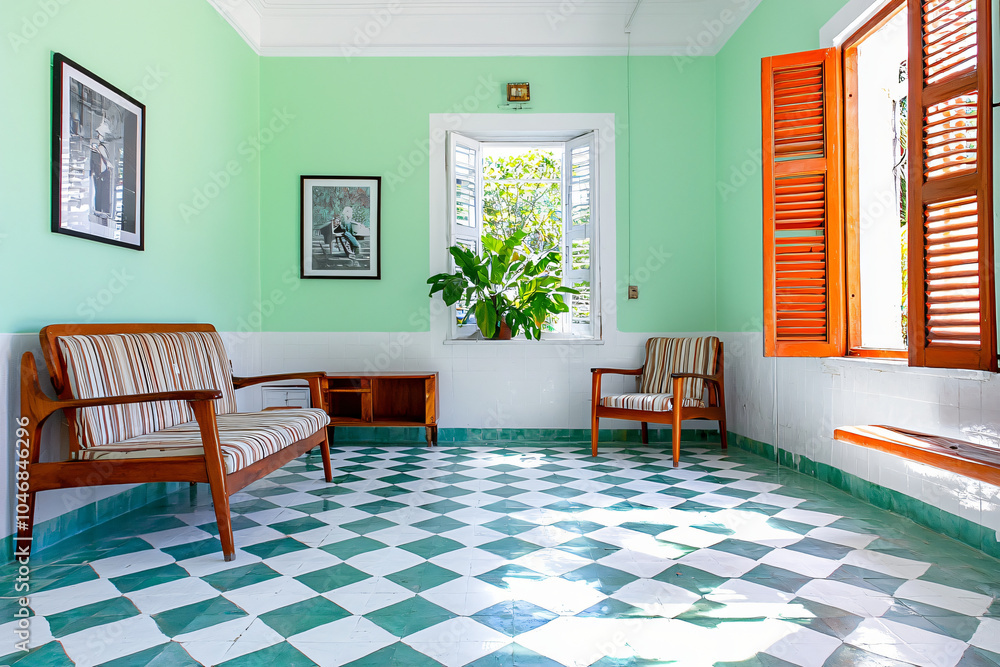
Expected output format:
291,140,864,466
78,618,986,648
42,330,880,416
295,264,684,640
446,134,599,339
430,113,616,344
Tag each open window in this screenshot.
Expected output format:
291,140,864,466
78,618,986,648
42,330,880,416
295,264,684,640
844,2,910,358
762,0,996,371
446,130,600,340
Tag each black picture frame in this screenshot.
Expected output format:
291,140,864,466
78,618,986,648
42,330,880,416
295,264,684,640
301,175,382,280
52,53,146,250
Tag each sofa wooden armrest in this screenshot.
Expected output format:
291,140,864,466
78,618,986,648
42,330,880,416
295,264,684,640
16,324,335,562
233,371,327,411
232,371,326,388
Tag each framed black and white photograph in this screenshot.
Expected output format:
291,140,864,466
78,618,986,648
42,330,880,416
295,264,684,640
301,175,381,279
52,53,145,250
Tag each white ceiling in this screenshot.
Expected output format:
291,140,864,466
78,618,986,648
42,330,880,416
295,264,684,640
208,0,761,57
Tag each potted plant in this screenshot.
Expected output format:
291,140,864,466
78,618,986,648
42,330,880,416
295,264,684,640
427,231,579,340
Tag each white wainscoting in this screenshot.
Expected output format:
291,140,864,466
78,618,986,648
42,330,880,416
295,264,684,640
719,331,1000,542
256,330,704,430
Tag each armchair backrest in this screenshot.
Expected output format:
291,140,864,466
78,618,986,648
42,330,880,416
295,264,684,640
639,337,720,401
43,325,239,448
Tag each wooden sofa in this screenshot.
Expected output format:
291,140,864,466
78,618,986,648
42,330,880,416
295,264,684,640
18,323,333,561
591,336,727,466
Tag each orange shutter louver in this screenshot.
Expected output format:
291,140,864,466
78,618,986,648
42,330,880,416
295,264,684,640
762,48,846,357
908,0,997,371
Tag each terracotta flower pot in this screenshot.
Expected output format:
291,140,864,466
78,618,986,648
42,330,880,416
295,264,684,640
494,320,512,340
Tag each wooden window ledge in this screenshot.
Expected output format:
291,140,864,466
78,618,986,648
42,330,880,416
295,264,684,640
834,425,1000,487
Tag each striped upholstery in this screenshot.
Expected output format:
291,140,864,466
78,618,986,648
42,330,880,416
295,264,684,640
600,394,705,412
639,337,720,402
71,409,330,474
58,332,241,448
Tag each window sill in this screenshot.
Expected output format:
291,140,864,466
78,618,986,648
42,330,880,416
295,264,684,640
834,425,1000,486
820,356,993,379
826,355,908,368
444,336,604,345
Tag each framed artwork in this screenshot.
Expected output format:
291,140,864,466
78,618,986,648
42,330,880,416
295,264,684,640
301,175,381,279
506,83,530,102
52,53,146,250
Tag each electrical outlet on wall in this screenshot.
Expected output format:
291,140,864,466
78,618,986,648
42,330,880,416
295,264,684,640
628,285,638,299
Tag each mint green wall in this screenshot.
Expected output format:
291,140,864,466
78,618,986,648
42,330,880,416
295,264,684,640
0,0,260,334
714,0,850,332
258,56,717,332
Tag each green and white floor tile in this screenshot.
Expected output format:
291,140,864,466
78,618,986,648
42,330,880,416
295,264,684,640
3,443,1000,666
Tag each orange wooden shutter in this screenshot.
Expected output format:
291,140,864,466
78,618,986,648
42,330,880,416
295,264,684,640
762,48,846,357
907,0,996,371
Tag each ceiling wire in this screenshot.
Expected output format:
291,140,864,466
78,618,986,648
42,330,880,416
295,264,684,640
625,0,644,33
624,0,642,278
626,33,632,279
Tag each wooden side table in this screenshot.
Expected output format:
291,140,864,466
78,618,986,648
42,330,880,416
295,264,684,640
324,372,439,446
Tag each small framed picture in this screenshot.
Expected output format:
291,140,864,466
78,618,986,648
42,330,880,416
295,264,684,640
507,83,530,103
301,176,381,279
52,53,145,250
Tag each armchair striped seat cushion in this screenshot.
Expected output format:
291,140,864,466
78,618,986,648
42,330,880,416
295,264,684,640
601,336,719,413
71,409,330,474
600,394,704,412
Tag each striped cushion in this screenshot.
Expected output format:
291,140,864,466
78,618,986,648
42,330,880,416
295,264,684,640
58,332,240,448
639,337,719,401
601,394,705,412
71,409,330,474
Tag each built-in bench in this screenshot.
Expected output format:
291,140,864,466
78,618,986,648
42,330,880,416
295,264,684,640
834,425,1000,487
18,323,334,561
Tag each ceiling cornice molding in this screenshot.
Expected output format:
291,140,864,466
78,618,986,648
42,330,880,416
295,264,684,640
206,0,759,59
256,44,696,58
208,0,263,54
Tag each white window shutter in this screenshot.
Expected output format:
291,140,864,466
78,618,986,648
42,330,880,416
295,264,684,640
564,132,596,336
448,132,483,334
448,132,482,254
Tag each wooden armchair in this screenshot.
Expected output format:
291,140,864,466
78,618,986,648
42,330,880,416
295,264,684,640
591,337,727,466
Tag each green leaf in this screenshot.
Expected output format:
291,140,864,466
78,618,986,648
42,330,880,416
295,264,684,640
482,236,504,254
427,272,453,284
451,246,478,276
475,299,498,338
441,277,465,305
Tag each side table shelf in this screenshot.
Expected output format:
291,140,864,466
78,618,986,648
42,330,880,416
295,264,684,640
324,372,438,446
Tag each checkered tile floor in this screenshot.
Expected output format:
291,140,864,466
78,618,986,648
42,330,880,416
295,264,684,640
3,443,1000,666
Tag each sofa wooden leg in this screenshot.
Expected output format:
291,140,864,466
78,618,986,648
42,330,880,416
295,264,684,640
209,480,236,561
193,403,236,560
320,429,334,483
641,422,649,445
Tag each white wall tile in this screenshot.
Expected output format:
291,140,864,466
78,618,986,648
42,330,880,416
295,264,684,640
723,331,1000,538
